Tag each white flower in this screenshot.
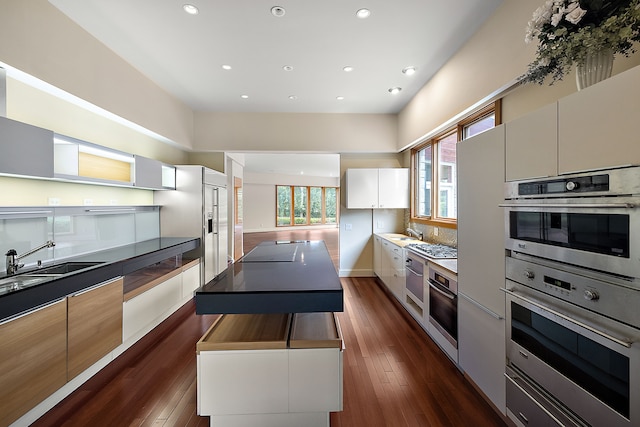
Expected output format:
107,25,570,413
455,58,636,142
551,11,564,26
565,2,587,24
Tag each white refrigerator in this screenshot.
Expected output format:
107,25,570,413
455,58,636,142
154,165,228,285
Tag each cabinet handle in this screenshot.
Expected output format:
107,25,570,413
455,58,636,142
504,373,565,427
72,277,122,297
0,210,53,215
518,412,529,424
499,202,635,209
458,292,503,320
0,297,65,325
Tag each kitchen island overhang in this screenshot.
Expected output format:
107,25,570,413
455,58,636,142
195,240,343,314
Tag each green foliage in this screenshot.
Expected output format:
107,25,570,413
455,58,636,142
521,0,640,85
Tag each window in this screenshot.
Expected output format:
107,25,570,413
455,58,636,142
276,185,339,226
411,102,500,227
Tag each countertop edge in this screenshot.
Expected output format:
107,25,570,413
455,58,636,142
0,237,200,321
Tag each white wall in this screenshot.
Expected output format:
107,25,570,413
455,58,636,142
243,172,340,232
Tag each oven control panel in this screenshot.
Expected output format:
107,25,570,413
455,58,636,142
506,256,640,329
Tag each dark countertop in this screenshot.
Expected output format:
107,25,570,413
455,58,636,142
195,240,343,314
0,237,199,321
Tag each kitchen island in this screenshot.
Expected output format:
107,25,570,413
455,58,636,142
195,240,344,426
195,240,343,314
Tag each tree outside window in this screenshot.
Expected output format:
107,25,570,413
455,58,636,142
276,185,339,226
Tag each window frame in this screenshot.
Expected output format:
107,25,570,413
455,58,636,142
410,101,501,229
275,185,339,227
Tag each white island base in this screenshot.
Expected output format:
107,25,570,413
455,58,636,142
197,312,343,427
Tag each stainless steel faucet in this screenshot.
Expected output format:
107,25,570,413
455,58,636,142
406,228,423,241
5,240,55,275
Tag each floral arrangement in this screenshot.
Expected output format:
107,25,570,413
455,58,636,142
521,0,640,85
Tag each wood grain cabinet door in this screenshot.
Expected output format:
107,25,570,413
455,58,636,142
68,277,124,380
0,299,67,427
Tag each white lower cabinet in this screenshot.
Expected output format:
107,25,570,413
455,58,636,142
199,349,290,416
458,295,505,412
181,260,201,298
377,237,404,301
197,313,343,427
123,272,183,344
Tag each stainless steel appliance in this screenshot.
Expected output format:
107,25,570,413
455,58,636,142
155,165,228,286
405,251,424,303
503,167,640,427
502,166,640,278
428,264,458,361
406,243,457,259
505,254,640,427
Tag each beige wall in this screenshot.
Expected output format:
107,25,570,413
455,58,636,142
0,0,194,149
397,0,640,149
338,153,405,276
7,79,189,165
194,112,397,152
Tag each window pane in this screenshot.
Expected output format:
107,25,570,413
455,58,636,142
325,188,337,224
310,187,322,224
293,186,307,225
464,113,495,139
277,186,291,226
417,146,432,217
438,133,457,219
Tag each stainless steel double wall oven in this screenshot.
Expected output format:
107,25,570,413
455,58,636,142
502,167,640,427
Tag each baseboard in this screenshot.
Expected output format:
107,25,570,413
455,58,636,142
338,269,375,277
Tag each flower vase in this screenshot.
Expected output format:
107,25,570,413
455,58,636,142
575,49,614,90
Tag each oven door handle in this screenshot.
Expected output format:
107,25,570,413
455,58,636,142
429,279,456,300
504,372,567,427
501,288,634,348
405,266,423,277
498,202,636,209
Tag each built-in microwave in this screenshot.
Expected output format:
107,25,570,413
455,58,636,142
501,167,640,279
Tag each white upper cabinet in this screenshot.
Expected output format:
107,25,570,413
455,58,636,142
378,168,409,209
506,65,640,181
346,168,408,209
0,116,54,179
558,65,640,174
505,103,557,181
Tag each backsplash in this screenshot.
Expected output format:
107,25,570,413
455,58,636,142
0,206,159,271
407,220,457,247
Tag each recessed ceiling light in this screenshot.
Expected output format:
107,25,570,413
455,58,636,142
183,4,199,15
241,95,249,99
356,8,371,19
283,65,293,71
271,6,286,17
221,64,232,70
402,66,416,75
388,87,402,94
288,95,298,100
343,66,354,72
336,96,345,100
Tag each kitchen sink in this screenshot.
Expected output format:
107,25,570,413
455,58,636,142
0,262,104,295
391,237,416,241
28,261,104,276
0,275,50,294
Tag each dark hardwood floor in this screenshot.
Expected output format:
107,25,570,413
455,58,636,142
33,229,506,427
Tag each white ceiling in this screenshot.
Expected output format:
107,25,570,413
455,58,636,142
242,153,340,178
48,0,502,115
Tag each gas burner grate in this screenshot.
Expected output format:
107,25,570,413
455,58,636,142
406,243,457,259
